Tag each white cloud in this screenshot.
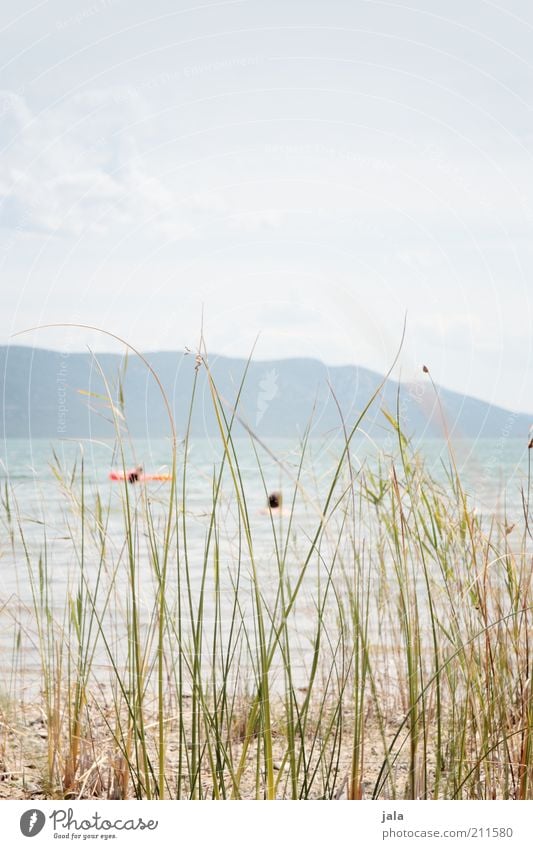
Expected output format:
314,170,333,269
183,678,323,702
0,89,231,239
228,209,284,232
0,90,293,243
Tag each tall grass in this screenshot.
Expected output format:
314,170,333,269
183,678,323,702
0,347,532,799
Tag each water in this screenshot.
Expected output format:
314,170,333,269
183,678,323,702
1,434,530,603
2,434,530,508
0,436,531,691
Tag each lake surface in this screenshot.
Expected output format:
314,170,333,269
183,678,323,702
2,434,530,517
0,435,531,692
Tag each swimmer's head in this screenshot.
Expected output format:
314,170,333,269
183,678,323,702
268,491,282,510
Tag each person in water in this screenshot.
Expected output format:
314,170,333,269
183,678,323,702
268,491,282,510
259,490,284,516
127,465,143,483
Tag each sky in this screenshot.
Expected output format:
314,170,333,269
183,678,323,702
1,0,532,412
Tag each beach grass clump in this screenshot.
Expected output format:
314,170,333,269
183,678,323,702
0,348,532,799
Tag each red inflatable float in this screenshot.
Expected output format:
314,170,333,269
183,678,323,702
109,470,172,483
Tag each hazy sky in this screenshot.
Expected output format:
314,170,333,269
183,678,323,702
1,0,532,411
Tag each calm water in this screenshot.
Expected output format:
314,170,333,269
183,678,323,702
1,434,530,517
1,435,531,586
0,436,531,688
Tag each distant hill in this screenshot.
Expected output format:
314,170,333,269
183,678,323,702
0,345,530,442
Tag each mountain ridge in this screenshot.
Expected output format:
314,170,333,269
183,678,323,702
1,345,530,441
